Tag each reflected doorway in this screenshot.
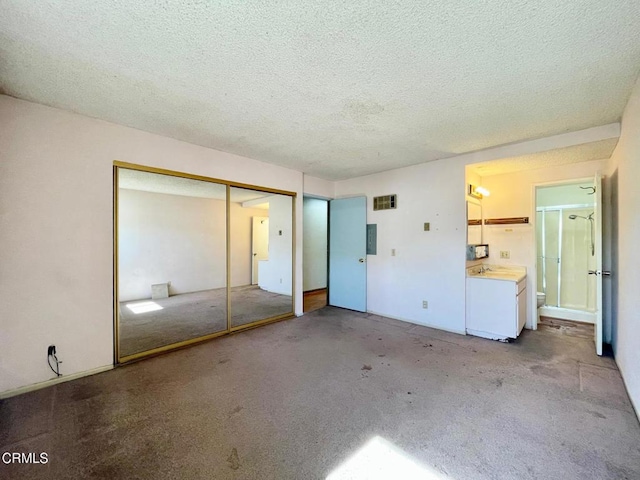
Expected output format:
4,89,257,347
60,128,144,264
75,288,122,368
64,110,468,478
252,216,269,285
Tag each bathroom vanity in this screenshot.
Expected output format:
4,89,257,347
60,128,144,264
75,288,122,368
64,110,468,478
465,265,527,341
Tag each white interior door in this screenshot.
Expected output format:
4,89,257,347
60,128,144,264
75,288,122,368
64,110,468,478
329,197,367,312
592,173,603,356
252,217,269,285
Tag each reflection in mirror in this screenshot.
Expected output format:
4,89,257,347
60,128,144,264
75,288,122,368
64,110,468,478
230,187,293,328
467,201,482,245
117,168,227,357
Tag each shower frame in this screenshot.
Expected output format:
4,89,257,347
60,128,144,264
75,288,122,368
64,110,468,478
536,203,593,309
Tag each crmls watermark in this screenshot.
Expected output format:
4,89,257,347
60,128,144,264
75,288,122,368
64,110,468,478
2,452,49,464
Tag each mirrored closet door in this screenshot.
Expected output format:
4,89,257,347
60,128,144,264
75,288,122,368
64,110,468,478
115,164,295,363
229,186,294,329
116,168,228,360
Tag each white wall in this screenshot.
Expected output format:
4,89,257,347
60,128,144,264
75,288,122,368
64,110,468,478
536,182,594,207
258,195,293,295
335,158,468,334
118,190,226,301
303,174,334,199
479,159,608,331
0,95,303,394
303,197,328,291
607,75,640,417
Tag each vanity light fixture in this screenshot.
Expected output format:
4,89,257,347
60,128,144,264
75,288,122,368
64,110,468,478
468,184,491,199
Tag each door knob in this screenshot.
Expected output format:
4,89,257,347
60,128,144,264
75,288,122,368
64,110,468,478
359,258,366,263
588,270,597,275
602,271,611,276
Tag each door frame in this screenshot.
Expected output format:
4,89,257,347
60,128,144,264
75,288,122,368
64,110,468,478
302,195,331,307
531,176,601,334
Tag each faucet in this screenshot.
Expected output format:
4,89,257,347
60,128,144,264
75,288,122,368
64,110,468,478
479,264,491,274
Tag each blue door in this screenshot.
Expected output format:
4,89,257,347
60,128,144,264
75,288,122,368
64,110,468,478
329,197,367,312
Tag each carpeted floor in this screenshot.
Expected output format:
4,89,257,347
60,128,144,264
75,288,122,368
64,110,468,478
2,307,639,479
119,285,292,356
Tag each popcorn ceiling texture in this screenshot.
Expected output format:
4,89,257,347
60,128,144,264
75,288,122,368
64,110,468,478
470,138,619,177
1,1,639,180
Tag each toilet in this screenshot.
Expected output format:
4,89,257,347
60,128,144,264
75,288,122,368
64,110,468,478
536,292,546,323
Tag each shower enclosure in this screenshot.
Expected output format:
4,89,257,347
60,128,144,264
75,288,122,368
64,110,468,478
536,206,596,319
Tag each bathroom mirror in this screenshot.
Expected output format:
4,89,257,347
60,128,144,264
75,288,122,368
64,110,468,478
467,201,482,245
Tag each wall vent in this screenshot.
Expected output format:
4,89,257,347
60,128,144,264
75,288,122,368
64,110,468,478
373,194,397,211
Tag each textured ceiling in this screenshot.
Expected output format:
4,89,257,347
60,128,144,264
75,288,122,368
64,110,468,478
469,138,617,177
2,1,639,180
119,168,269,204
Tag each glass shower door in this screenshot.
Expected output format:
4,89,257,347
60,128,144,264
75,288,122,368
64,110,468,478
542,210,560,307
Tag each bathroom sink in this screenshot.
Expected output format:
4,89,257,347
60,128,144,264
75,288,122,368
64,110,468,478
476,271,523,281
467,265,526,282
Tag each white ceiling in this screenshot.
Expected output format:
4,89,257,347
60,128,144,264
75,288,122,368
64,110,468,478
469,138,618,177
2,1,639,180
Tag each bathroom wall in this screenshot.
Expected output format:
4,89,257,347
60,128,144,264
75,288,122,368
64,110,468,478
479,158,608,329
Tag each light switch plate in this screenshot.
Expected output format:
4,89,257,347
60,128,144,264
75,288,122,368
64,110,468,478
424,222,430,231
500,250,510,259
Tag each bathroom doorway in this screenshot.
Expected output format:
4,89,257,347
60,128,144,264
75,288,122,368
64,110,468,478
534,176,604,354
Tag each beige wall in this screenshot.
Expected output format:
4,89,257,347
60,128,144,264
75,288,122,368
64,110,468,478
607,75,640,416
0,95,303,394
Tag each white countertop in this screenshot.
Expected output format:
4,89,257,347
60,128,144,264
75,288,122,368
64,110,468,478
466,264,526,283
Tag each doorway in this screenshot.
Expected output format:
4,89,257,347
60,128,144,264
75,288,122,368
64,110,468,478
302,197,328,312
534,176,604,355
252,216,269,285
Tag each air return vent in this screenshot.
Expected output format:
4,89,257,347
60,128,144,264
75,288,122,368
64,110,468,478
373,194,397,211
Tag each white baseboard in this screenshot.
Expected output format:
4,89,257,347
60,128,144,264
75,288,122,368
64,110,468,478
366,310,466,335
0,365,114,400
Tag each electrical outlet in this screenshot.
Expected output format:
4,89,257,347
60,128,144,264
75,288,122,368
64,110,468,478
500,250,510,259
422,301,428,309
423,222,430,231
47,345,56,356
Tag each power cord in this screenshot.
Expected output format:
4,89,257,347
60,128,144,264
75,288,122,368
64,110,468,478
47,345,61,377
